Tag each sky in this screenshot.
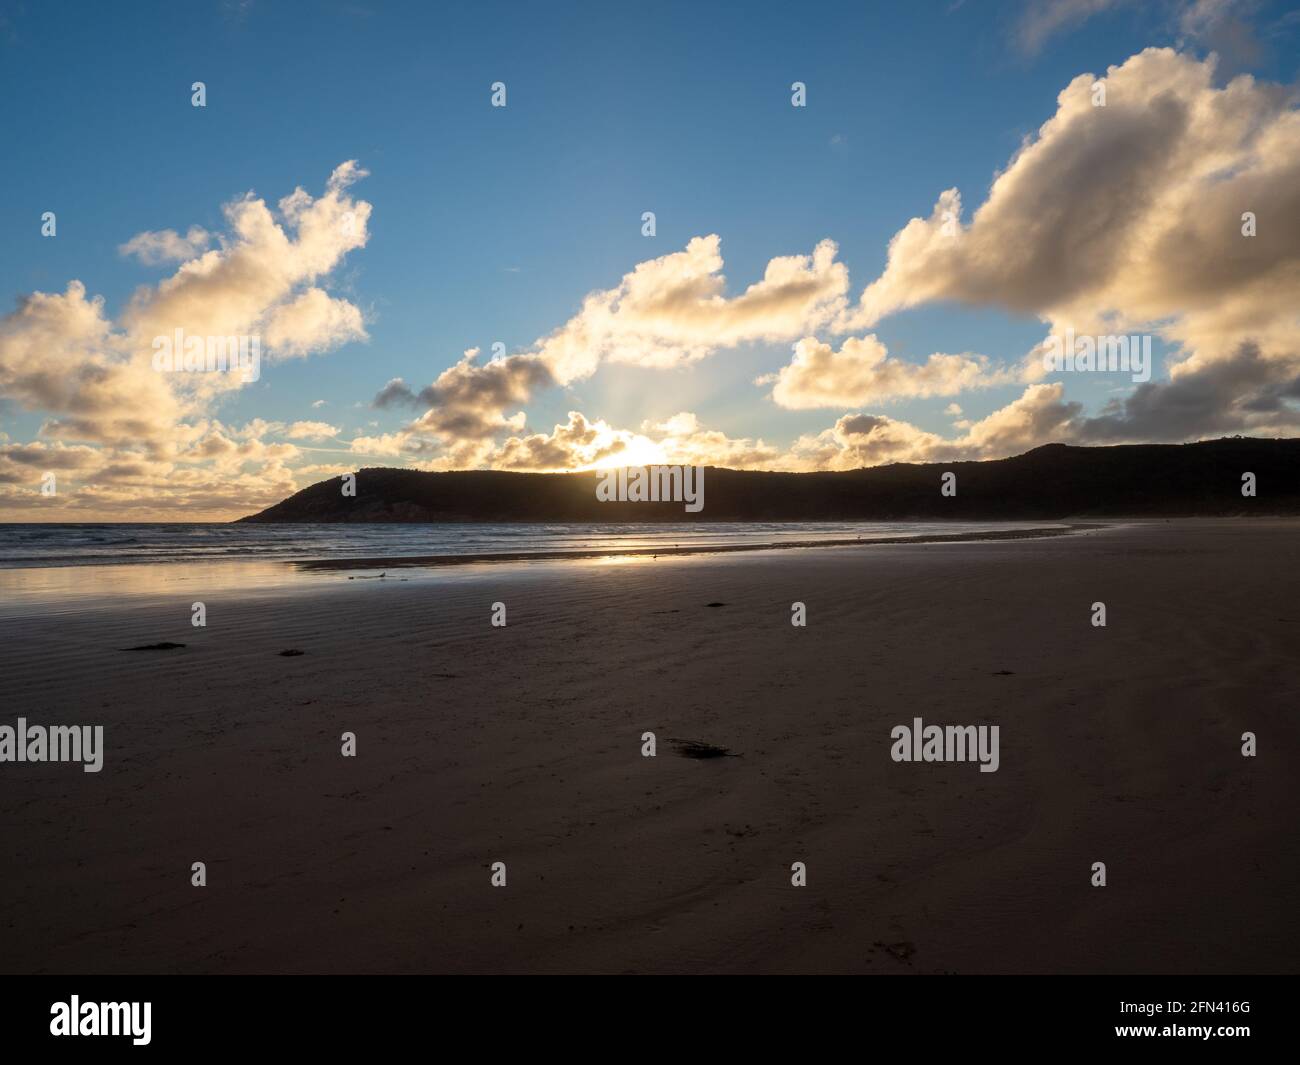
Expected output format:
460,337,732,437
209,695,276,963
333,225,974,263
1,0,1298,519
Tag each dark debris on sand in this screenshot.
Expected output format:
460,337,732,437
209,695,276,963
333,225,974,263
873,940,917,962
670,738,739,759
122,642,186,651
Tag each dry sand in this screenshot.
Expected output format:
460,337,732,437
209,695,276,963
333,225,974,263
1,519,1297,974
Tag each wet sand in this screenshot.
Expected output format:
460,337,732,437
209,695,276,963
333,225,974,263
0,519,1296,973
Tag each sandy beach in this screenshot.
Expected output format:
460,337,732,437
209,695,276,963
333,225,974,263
1,518,1297,974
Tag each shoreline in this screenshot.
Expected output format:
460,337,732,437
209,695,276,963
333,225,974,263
292,522,1095,571
0,523,1100,614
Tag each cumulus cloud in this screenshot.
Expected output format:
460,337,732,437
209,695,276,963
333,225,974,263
392,348,556,442
848,50,1300,347
372,377,417,409
786,383,1083,468
643,412,782,469
263,288,367,358
284,421,340,440
349,431,410,459
369,51,1300,472
0,440,104,474
0,164,372,515
372,237,849,467
462,409,782,473
122,161,370,375
1075,340,1300,442
532,235,849,382
791,412,951,468
11,44,1300,516
788,349,1300,468
358,404,784,475
0,281,182,448
0,416,307,518
842,48,1300,442
760,335,1007,409
415,349,552,434
486,411,632,471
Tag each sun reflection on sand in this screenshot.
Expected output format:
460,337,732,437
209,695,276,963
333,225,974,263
589,552,659,567
0,560,319,616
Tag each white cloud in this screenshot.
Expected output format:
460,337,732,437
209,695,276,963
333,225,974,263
285,421,340,440
533,235,849,383
263,288,366,358
760,335,1008,409
0,164,373,515
119,226,212,265
375,236,851,463
841,48,1300,441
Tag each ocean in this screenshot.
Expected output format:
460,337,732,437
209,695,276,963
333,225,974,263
0,521,1064,570
0,521,1067,616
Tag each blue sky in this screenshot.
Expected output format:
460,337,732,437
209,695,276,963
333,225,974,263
2,0,1299,517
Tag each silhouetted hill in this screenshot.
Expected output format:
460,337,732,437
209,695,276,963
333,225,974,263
239,438,1300,523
